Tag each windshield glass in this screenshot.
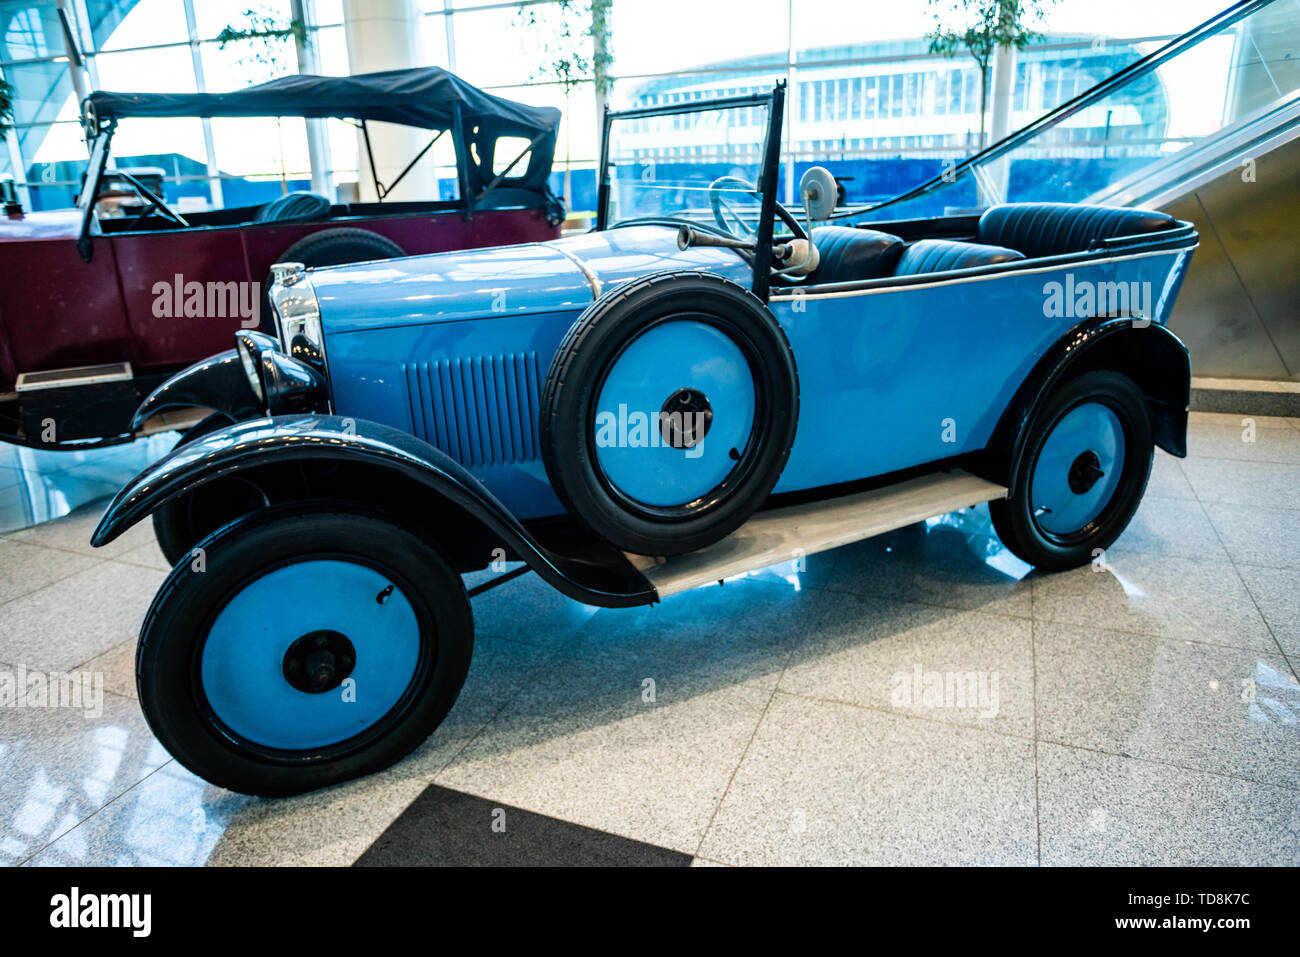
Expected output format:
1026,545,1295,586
602,98,772,240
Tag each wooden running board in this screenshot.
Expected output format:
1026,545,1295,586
627,469,1008,598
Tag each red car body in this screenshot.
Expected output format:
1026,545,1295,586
0,67,564,447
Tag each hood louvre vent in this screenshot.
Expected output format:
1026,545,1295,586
403,353,542,467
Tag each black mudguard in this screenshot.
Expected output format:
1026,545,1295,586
93,413,657,609
130,350,262,432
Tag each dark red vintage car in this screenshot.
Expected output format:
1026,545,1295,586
0,67,563,448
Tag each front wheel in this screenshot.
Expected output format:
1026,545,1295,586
136,506,473,796
990,370,1153,571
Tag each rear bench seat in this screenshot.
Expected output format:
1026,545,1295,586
806,203,1178,285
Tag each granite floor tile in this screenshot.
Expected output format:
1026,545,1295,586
1034,621,1300,789
27,760,428,867
79,639,138,702
1185,419,1300,464
6,498,159,560
1144,452,1196,500
1105,494,1229,563
779,596,1034,737
1037,743,1300,865
1030,552,1274,650
434,618,785,853
0,560,164,672
1204,503,1300,568
697,692,1038,866
0,691,164,865
1181,458,1300,510
0,538,103,606
1235,564,1300,658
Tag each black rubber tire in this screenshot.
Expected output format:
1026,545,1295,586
540,271,798,556
275,227,404,269
151,413,263,567
136,505,473,797
990,370,1153,572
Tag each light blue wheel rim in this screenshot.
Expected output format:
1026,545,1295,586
593,319,756,507
200,559,422,751
1030,401,1126,538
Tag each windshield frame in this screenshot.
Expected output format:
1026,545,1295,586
597,83,787,300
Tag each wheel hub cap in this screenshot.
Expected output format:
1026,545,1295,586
282,630,356,694
1029,401,1126,538
659,387,713,449
1067,450,1105,495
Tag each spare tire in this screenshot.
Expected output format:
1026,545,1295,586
540,271,799,556
275,227,405,269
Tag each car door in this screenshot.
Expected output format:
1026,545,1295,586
111,224,253,372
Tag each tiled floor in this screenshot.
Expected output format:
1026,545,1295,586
1,412,1298,866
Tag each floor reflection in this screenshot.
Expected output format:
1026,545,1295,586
0,434,179,534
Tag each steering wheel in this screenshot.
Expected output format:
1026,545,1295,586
707,175,808,244
118,179,190,231
708,176,760,238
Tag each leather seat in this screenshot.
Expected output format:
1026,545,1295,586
893,238,1024,275
976,203,1177,259
809,226,905,284
254,191,332,224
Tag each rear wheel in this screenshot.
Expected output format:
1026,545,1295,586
990,370,1153,571
136,506,473,796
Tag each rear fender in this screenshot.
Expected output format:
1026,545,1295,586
985,319,1191,490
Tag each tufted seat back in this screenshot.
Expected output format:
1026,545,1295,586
808,226,905,284
976,203,1177,259
892,238,1024,276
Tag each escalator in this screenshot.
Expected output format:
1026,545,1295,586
858,0,1300,380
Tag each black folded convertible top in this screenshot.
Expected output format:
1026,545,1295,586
84,66,561,135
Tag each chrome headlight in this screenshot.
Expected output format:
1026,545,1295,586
268,262,329,389
234,330,277,403
234,329,324,415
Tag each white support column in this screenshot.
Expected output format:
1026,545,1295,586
981,41,1017,206
181,0,224,209
292,0,334,199
988,42,1017,145
342,0,434,202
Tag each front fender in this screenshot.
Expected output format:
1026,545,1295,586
130,350,262,432
93,413,656,608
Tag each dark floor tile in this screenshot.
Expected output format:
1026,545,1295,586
353,785,691,867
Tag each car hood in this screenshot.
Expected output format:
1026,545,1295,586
310,225,753,335
0,208,82,242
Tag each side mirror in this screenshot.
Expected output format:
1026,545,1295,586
799,166,837,224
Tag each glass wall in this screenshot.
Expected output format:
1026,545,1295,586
0,0,1242,213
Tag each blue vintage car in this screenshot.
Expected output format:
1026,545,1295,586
92,85,1198,795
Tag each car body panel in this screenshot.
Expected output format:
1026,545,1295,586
314,230,1192,521
310,225,750,333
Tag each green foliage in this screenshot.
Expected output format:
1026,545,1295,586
926,0,1055,148
216,6,307,75
927,0,1049,73
0,76,13,138
515,0,615,95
